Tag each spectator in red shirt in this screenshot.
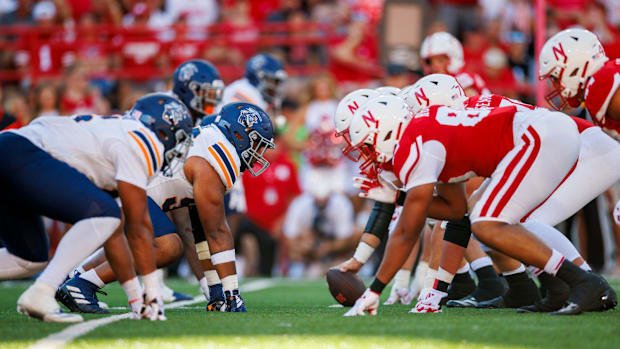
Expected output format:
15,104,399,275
220,0,260,59
241,138,302,276
479,46,517,98
60,63,106,115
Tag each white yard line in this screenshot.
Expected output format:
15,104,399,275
26,279,276,349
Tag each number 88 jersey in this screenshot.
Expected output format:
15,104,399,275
392,105,518,189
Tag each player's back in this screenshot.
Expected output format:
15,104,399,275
219,78,267,110
395,105,518,183
10,114,162,191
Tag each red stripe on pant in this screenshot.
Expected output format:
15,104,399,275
490,125,542,218
479,130,532,217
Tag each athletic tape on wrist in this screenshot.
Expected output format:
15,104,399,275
196,241,210,260
211,249,236,265
352,241,375,263
364,201,396,240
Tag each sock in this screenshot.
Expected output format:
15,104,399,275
75,265,86,275
424,269,437,290
543,249,565,276
221,274,239,293
394,269,411,290
122,277,143,304
523,221,582,262
434,267,454,293
470,256,493,271
204,269,221,286
456,263,470,275
80,269,105,288
199,277,210,301
142,270,161,301
502,264,526,276
555,259,589,287
38,217,119,289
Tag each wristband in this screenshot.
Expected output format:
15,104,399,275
369,278,387,294
352,241,375,264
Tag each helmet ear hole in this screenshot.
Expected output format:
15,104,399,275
158,129,168,141
234,131,244,141
384,131,392,141
569,68,579,77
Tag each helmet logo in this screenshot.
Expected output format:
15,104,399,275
179,63,198,82
552,43,567,64
238,107,262,128
415,88,430,107
361,110,379,128
250,55,266,70
347,101,359,115
162,101,187,125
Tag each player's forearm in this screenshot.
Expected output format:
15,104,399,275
125,220,157,275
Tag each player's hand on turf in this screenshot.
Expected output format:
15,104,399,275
354,175,399,203
344,288,379,316
335,258,363,273
139,295,167,321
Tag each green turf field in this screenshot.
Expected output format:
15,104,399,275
1,277,619,349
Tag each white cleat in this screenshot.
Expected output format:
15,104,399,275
384,287,412,305
409,289,446,314
17,282,83,323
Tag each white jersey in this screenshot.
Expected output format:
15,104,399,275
304,100,338,133
148,124,241,213
283,192,354,239
9,114,162,191
217,78,267,111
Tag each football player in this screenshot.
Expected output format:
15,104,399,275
0,93,193,322
344,95,616,316
399,74,620,311
420,31,490,97
172,59,225,124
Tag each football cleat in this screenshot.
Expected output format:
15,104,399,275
550,272,613,316
18,281,83,323
410,289,446,314
517,273,569,313
446,295,478,308
384,287,413,305
161,283,193,303
206,284,226,312
225,289,247,312
55,276,109,314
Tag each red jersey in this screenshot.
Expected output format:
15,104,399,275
466,94,594,133
243,151,302,232
455,69,490,96
392,105,518,188
584,59,620,140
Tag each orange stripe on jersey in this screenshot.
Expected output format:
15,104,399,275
207,146,233,189
217,142,239,178
140,128,162,169
233,91,256,104
128,131,154,177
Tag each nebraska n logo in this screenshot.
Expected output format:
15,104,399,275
361,110,379,128
347,101,359,115
552,43,567,64
415,88,430,107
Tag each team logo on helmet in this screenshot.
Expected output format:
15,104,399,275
250,55,266,71
238,107,262,128
162,101,187,125
178,63,198,82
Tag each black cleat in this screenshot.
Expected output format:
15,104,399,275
446,295,479,308
446,274,476,303
550,272,612,315
476,296,506,309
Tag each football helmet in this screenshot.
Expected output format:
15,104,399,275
172,59,224,117
245,54,287,104
420,32,464,74
334,88,380,162
130,93,193,175
539,28,608,110
399,74,467,114
204,102,275,176
348,95,410,176
375,86,401,96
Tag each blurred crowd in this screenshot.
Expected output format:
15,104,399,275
2,0,620,278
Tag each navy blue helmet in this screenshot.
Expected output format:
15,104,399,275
130,93,193,174
173,59,224,117
202,102,275,176
245,54,287,103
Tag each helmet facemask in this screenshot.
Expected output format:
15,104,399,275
257,70,287,104
241,129,275,176
188,79,224,115
162,128,192,177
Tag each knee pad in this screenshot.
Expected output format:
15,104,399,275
443,215,471,248
364,202,396,241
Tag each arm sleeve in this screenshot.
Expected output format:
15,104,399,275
110,140,149,190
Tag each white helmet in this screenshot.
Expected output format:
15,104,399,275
399,74,467,114
539,28,608,110
334,88,380,161
420,32,464,74
375,86,401,96
348,95,410,175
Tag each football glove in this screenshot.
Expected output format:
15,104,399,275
344,288,379,316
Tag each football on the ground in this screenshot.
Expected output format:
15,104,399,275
326,269,366,306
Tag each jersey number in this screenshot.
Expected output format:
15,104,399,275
162,196,194,212
435,109,490,127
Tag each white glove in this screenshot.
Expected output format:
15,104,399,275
136,294,167,321
384,287,412,305
353,174,400,203
344,288,379,316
